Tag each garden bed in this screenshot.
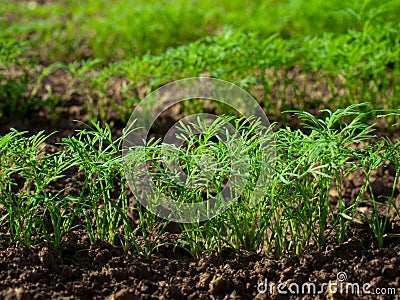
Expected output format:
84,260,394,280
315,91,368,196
1,1,400,298
0,79,399,299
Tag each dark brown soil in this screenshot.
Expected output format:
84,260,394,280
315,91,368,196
0,223,399,299
1,68,400,299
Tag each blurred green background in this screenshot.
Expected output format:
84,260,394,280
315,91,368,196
0,0,399,127
2,0,399,62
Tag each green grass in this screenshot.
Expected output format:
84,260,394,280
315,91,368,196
1,22,399,125
2,0,399,62
1,1,399,125
0,106,399,258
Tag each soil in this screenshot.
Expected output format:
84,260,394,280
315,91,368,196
1,68,400,299
0,223,399,299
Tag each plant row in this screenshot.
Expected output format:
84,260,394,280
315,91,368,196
1,22,399,127
0,104,399,258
